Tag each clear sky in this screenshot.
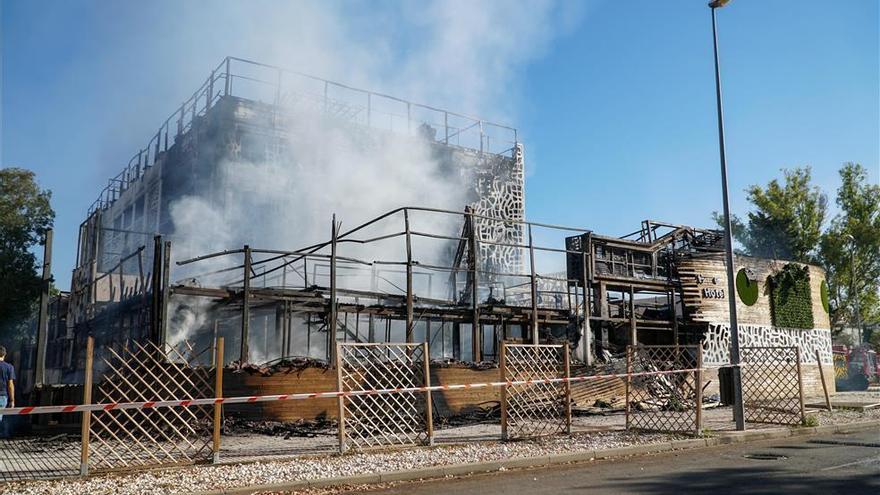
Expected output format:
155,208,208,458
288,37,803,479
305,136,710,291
2,0,878,290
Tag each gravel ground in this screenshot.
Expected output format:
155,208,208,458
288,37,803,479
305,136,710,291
2,392,878,495
1,430,682,495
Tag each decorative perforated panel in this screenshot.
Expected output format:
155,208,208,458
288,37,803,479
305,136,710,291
702,323,832,366
471,144,525,277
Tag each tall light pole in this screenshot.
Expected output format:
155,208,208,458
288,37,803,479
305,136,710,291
846,234,863,344
709,0,745,431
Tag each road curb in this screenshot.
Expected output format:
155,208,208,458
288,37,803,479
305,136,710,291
193,420,880,495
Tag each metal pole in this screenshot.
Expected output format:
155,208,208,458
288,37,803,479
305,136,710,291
467,208,481,361
795,347,806,424
625,345,632,430
160,241,171,347
151,236,162,344
849,238,863,343
212,337,224,464
528,225,539,345
422,342,433,445
224,58,231,95
563,342,572,435
499,340,508,441
710,3,745,431
329,215,338,363
35,229,53,387
581,252,592,365
405,209,414,343
240,245,251,363
336,342,345,453
695,344,704,435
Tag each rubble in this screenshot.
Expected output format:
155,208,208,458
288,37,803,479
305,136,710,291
429,358,498,371
228,357,330,376
225,418,337,439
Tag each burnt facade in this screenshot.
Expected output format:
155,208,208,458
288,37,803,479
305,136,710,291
58,57,525,380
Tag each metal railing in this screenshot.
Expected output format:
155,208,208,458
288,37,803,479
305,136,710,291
88,57,518,216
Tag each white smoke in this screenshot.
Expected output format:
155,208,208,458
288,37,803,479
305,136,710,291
157,0,582,356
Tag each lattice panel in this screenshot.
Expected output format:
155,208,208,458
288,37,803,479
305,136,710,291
337,343,430,451
89,340,215,472
626,346,702,435
502,344,569,440
740,346,804,425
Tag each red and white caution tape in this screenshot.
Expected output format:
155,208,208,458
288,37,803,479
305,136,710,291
0,367,702,417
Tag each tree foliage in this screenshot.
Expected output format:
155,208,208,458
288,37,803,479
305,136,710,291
715,167,827,263
818,163,880,330
0,168,55,343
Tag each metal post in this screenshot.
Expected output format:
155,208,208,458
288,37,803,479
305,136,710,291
35,229,53,387
499,340,508,440
629,285,637,345
625,346,632,430
240,245,251,363
795,347,806,424
848,236,863,343
150,236,162,344
528,224,539,345
79,336,94,476
695,344,704,435
160,241,171,347
581,252,592,365
405,210,414,343
118,257,125,303
467,208,481,361
336,342,345,452
207,70,215,109
710,3,745,431
212,337,224,463
563,342,572,435
671,288,680,344
224,58,231,95
329,215,338,363
422,342,433,445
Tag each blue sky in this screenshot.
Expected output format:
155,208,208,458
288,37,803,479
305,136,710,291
2,0,878,290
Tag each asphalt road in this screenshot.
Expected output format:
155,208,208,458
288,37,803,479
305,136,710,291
357,429,880,495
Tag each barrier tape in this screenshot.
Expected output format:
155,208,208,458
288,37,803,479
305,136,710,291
0,367,704,417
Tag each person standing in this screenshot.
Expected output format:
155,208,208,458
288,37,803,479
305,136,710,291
0,346,15,437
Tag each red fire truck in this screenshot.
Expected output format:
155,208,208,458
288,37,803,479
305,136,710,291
833,344,879,391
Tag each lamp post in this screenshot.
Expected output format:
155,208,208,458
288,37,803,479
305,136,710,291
709,0,745,431
846,234,863,344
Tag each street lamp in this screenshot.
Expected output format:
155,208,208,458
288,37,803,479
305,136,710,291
846,234,863,344
708,0,745,431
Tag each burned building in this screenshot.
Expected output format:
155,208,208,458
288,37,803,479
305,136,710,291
58,57,525,380
33,57,833,419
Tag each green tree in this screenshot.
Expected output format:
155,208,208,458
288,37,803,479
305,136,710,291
819,163,880,333
715,167,827,263
0,168,55,343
